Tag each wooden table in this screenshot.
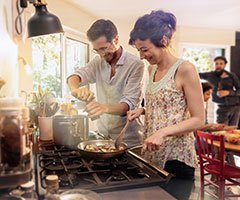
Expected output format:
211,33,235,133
211,141,240,153
211,130,240,153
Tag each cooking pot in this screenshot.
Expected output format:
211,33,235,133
77,139,127,160
53,114,89,149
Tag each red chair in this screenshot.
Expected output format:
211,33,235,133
196,130,240,200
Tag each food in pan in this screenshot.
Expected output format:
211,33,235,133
84,144,118,152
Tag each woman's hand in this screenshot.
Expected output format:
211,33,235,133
127,108,144,121
142,131,164,152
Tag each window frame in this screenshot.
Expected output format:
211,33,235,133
61,26,90,97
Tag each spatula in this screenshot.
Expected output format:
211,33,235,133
115,120,130,149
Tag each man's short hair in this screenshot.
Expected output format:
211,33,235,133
214,56,228,64
87,19,118,42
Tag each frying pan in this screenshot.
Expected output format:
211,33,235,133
77,139,127,160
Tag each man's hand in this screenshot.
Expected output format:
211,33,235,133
217,90,230,97
85,101,108,119
71,87,95,102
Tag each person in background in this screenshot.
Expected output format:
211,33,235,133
67,19,144,147
200,82,225,131
199,56,240,126
128,10,204,182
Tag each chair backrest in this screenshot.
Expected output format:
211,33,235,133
196,130,225,175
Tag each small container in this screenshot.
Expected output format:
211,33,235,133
20,181,37,200
44,175,60,200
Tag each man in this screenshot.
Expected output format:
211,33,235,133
67,19,144,147
199,56,240,126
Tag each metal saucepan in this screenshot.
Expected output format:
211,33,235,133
77,139,127,160
53,114,89,149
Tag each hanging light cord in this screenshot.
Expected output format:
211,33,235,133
15,0,25,35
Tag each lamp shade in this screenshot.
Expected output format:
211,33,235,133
28,5,63,37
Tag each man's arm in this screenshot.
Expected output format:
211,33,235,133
67,58,97,102
67,75,81,91
85,102,129,118
199,71,212,80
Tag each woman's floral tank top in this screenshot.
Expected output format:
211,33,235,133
143,59,198,168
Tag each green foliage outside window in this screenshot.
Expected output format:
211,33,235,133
32,34,62,97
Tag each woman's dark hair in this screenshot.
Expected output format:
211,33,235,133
87,19,118,42
214,56,228,64
201,82,213,93
129,10,176,47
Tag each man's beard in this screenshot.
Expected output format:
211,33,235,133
214,69,224,76
106,51,117,64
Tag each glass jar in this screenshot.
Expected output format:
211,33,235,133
0,108,23,167
0,98,30,169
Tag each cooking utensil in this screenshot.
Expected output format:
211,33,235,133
115,120,130,149
53,114,89,149
77,140,127,160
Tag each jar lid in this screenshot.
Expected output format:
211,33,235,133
46,175,59,186
20,181,35,189
0,97,23,108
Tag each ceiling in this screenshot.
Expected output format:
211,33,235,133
67,0,240,30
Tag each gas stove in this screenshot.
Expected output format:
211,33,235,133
34,144,171,198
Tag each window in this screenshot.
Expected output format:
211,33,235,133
32,34,61,96
63,37,89,96
180,43,229,123
32,28,89,97
181,44,226,72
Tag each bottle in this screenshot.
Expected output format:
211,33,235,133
44,175,61,200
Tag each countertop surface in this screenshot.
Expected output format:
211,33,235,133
100,186,176,200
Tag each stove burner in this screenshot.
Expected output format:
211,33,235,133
59,174,79,187
112,170,127,181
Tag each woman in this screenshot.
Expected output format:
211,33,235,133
200,82,225,131
128,10,205,180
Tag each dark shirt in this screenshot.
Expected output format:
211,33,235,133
199,70,240,106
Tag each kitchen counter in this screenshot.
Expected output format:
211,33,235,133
101,186,176,200
99,178,194,200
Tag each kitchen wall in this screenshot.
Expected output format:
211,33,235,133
0,0,18,97
117,23,235,57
